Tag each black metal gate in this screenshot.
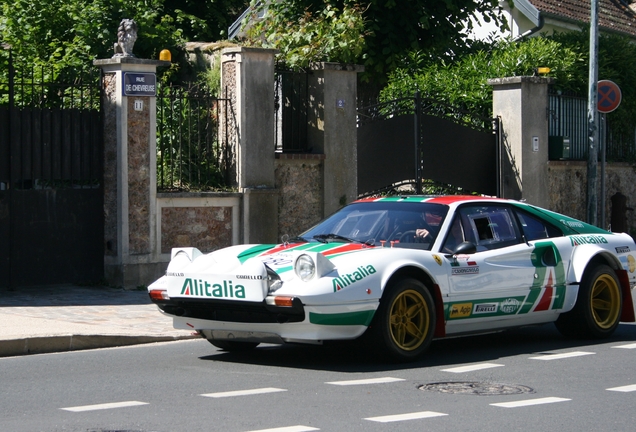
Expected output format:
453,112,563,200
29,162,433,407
0,53,103,288
357,95,500,197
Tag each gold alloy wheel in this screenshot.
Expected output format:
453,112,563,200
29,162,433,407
590,273,621,329
388,289,430,351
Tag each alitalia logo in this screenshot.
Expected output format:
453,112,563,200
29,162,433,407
181,278,245,299
333,265,376,292
570,235,608,246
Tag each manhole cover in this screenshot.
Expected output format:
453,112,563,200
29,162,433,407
419,381,535,396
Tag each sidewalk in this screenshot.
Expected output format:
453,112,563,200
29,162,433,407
0,285,198,357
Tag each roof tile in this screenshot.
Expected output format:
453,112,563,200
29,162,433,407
530,0,636,36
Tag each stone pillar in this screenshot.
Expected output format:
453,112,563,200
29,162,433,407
94,57,169,287
307,63,363,217
221,47,278,244
489,76,553,208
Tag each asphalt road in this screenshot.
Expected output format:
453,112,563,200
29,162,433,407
1,323,635,432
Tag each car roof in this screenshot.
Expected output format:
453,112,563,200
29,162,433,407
353,195,610,236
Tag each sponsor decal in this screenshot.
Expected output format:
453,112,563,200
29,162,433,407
473,303,498,314
261,255,294,268
500,298,520,314
560,219,585,228
452,267,479,275
449,303,472,319
236,275,265,280
332,265,376,292
433,255,443,266
616,246,631,254
166,272,184,277
569,235,609,246
180,278,245,299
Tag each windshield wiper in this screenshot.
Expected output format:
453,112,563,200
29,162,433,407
312,234,377,246
287,236,309,243
313,233,356,243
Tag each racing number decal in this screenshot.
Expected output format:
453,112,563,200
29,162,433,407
519,241,566,313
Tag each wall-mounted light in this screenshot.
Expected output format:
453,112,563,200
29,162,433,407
159,49,172,62
534,67,551,76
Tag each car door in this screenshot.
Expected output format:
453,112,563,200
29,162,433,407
442,204,567,329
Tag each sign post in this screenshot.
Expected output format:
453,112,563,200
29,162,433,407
597,80,622,229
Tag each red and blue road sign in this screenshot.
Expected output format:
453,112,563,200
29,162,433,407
597,80,621,113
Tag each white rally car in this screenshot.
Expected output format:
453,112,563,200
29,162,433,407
148,195,636,361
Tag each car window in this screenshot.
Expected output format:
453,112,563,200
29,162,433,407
515,210,562,240
332,210,387,239
458,205,521,251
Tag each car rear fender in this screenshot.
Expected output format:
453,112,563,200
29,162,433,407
568,245,635,322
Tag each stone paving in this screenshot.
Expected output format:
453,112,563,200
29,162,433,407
0,285,197,357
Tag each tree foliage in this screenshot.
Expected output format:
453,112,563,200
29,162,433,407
0,0,247,80
381,30,636,128
245,1,367,69
381,37,583,117
242,0,504,83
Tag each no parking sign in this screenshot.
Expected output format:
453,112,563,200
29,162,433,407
597,80,621,113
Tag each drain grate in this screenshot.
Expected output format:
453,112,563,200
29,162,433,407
419,381,535,396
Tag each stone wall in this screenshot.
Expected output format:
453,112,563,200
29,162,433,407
548,161,636,234
156,194,241,258
275,154,325,238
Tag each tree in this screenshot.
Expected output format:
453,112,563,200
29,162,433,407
242,0,505,85
0,0,248,81
381,37,583,118
163,0,250,42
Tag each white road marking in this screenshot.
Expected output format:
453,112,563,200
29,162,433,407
529,351,595,360
365,411,448,423
326,377,405,385
491,397,570,408
611,342,636,349
441,363,504,373
201,387,287,398
245,426,319,432
61,400,149,412
607,384,636,392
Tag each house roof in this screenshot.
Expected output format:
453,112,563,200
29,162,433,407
528,0,636,37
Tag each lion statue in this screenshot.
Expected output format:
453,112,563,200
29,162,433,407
113,19,138,58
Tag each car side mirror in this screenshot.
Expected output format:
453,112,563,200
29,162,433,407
451,241,477,255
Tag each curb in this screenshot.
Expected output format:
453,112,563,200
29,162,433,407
0,334,200,358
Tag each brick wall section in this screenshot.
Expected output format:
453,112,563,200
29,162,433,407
275,154,325,237
127,96,151,254
161,206,232,253
102,72,118,256
221,60,238,187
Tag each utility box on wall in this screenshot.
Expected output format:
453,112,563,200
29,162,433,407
549,136,571,160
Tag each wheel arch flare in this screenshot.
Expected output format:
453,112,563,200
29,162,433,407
569,246,635,322
381,264,446,338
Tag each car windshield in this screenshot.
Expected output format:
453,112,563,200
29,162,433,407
301,201,449,250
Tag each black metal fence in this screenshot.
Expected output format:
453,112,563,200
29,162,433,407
0,52,102,188
275,69,309,153
548,91,636,161
156,83,233,191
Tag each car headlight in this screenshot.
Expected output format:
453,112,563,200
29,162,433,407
295,254,316,281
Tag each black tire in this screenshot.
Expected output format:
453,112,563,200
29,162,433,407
555,264,622,339
368,278,436,362
207,340,260,351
